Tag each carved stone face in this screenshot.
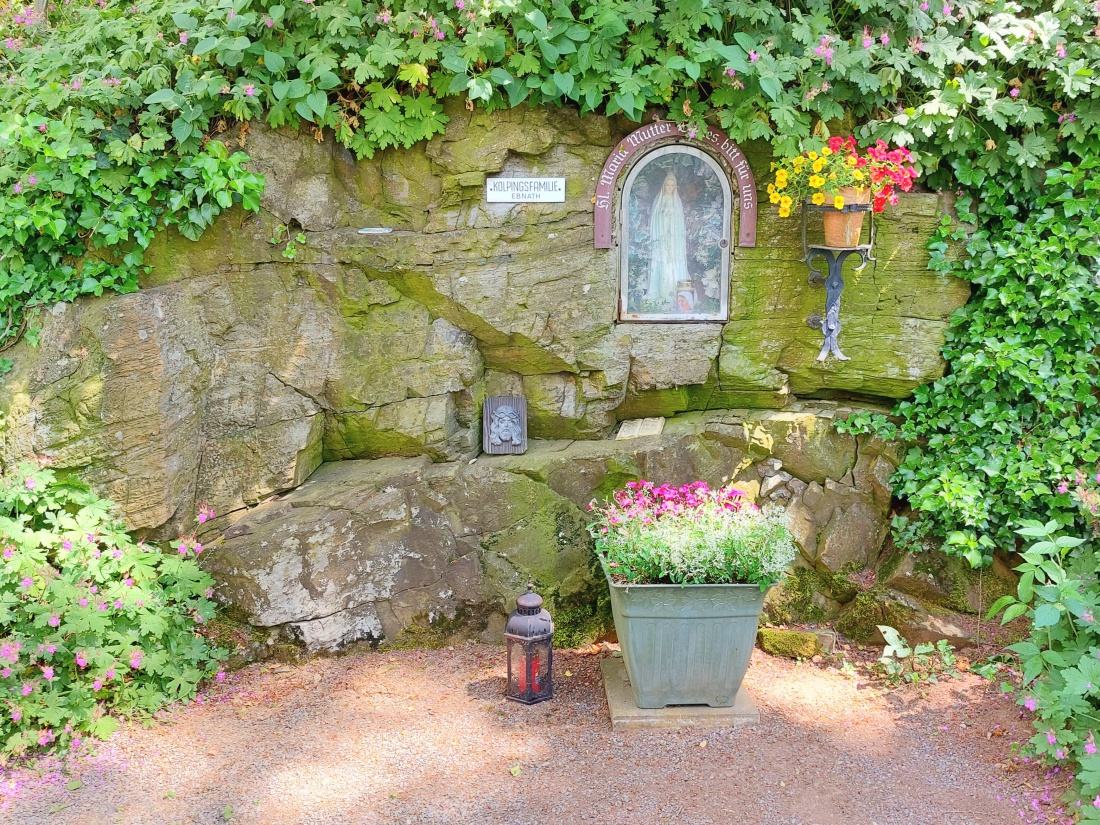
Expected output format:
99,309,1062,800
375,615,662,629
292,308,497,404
489,405,523,446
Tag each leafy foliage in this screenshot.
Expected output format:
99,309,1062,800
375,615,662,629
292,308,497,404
4,0,1100,345
0,461,222,756
987,520,1100,819
872,625,959,686
836,155,1100,565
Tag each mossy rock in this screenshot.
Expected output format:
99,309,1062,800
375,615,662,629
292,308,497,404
833,587,921,644
757,628,822,659
763,567,826,624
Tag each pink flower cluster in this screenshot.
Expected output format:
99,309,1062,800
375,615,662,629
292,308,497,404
865,140,917,211
178,540,203,556
590,480,748,533
813,35,834,67
1,641,22,664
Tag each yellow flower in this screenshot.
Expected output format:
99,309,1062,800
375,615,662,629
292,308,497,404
807,151,819,161
846,155,857,167
853,170,864,181
812,158,826,173
809,174,825,188
778,206,791,218
828,172,836,179
811,192,826,205
769,192,780,204
767,183,776,195
779,195,793,208
792,156,806,168
833,195,846,210
775,170,788,183
775,179,787,190
821,146,833,156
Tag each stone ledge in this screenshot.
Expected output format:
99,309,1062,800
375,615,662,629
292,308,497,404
600,657,759,732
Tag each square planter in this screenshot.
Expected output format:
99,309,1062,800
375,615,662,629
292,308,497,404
605,571,769,709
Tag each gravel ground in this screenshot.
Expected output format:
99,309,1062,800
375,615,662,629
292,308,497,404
0,644,1068,825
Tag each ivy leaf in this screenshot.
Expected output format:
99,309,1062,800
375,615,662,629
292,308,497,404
552,71,575,96
467,77,493,101
143,89,178,107
264,51,285,73
194,37,219,57
525,9,548,32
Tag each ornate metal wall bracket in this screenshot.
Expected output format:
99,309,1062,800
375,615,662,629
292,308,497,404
801,203,876,363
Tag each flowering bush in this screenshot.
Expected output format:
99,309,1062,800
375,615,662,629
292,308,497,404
987,517,1100,820
588,481,796,587
767,137,919,217
0,461,223,756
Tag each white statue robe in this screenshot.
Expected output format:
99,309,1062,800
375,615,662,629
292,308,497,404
645,187,689,304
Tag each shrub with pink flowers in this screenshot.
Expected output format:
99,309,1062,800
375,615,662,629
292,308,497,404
588,481,795,587
0,461,223,756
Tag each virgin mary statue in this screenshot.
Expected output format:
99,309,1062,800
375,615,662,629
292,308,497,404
645,171,690,305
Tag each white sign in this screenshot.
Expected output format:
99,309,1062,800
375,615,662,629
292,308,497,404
485,177,565,203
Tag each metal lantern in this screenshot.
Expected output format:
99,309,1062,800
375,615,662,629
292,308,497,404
504,585,554,704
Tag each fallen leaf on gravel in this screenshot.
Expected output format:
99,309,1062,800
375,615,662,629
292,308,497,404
565,670,573,677
509,765,522,777
66,780,82,791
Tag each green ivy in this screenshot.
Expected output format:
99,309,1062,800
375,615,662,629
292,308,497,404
838,155,1100,565
3,0,1100,346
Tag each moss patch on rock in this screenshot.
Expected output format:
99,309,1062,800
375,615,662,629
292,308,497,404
763,567,826,624
757,628,822,659
833,587,921,644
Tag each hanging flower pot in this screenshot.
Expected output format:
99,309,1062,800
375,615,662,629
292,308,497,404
766,137,919,247
821,186,872,247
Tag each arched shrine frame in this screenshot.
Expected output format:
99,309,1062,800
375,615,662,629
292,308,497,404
593,120,758,250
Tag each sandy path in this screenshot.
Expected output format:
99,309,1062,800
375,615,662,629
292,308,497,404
0,646,1064,825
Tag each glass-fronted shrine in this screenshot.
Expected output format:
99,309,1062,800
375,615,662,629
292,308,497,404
618,145,732,322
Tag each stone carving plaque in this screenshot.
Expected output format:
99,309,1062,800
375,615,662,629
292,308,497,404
483,396,528,455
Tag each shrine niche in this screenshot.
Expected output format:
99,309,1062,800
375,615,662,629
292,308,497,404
619,146,731,321
593,122,757,323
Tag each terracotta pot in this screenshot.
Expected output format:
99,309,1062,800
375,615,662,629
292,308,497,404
820,186,872,247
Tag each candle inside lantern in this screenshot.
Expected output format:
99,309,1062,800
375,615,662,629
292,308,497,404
504,585,554,704
517,653,541,692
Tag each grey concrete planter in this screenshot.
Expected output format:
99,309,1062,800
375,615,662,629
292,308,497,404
605,571,770,709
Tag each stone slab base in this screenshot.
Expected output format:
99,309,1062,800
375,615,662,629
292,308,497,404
600,657,759,732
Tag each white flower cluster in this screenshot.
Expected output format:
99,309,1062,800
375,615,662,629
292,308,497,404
596,502,797,586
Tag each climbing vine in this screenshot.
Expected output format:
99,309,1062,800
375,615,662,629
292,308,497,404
2,0,1100,347
838,155,1100,565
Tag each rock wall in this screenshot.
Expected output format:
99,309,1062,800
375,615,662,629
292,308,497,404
205,405,898,651
0,103,975,647
0,103,967,539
